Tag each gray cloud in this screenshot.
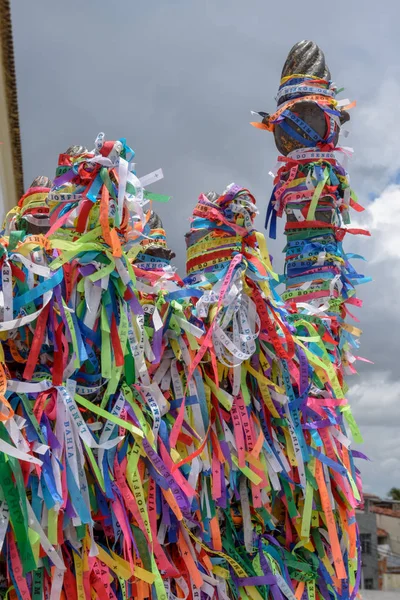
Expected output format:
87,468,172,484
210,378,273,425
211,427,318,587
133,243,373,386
10,0,400,497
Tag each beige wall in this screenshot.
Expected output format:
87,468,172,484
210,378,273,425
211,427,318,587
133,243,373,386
0,1,21,220
0,48,18,219
376,514,400,555
382,572,400,592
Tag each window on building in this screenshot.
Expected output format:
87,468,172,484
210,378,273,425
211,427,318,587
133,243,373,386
377,535,386,545
377,528,388,545
364,579,374,590
360,533,371,555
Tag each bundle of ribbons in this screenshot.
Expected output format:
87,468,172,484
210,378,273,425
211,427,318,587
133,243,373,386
262,76,371,383
0,134,210,600
250,72,370,598
0,132,368,599
3,178,52,236
184,183,367,600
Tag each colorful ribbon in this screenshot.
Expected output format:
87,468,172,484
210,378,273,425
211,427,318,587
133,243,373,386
0,124,368,600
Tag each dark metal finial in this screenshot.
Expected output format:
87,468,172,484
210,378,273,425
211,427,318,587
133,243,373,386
64,145,88,156
271,41,349,155
29,175,53,189
281,41,330,81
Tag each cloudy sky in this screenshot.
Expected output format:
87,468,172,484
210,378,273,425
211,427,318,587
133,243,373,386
11,0,400,497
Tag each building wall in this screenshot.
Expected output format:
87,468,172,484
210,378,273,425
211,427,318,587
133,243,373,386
0,49,18,219
382,572,400,591
376,514,400,556
0,0,24,218
357,510,379,590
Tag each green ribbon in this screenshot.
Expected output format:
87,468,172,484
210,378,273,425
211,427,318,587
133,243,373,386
0,455,36,573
